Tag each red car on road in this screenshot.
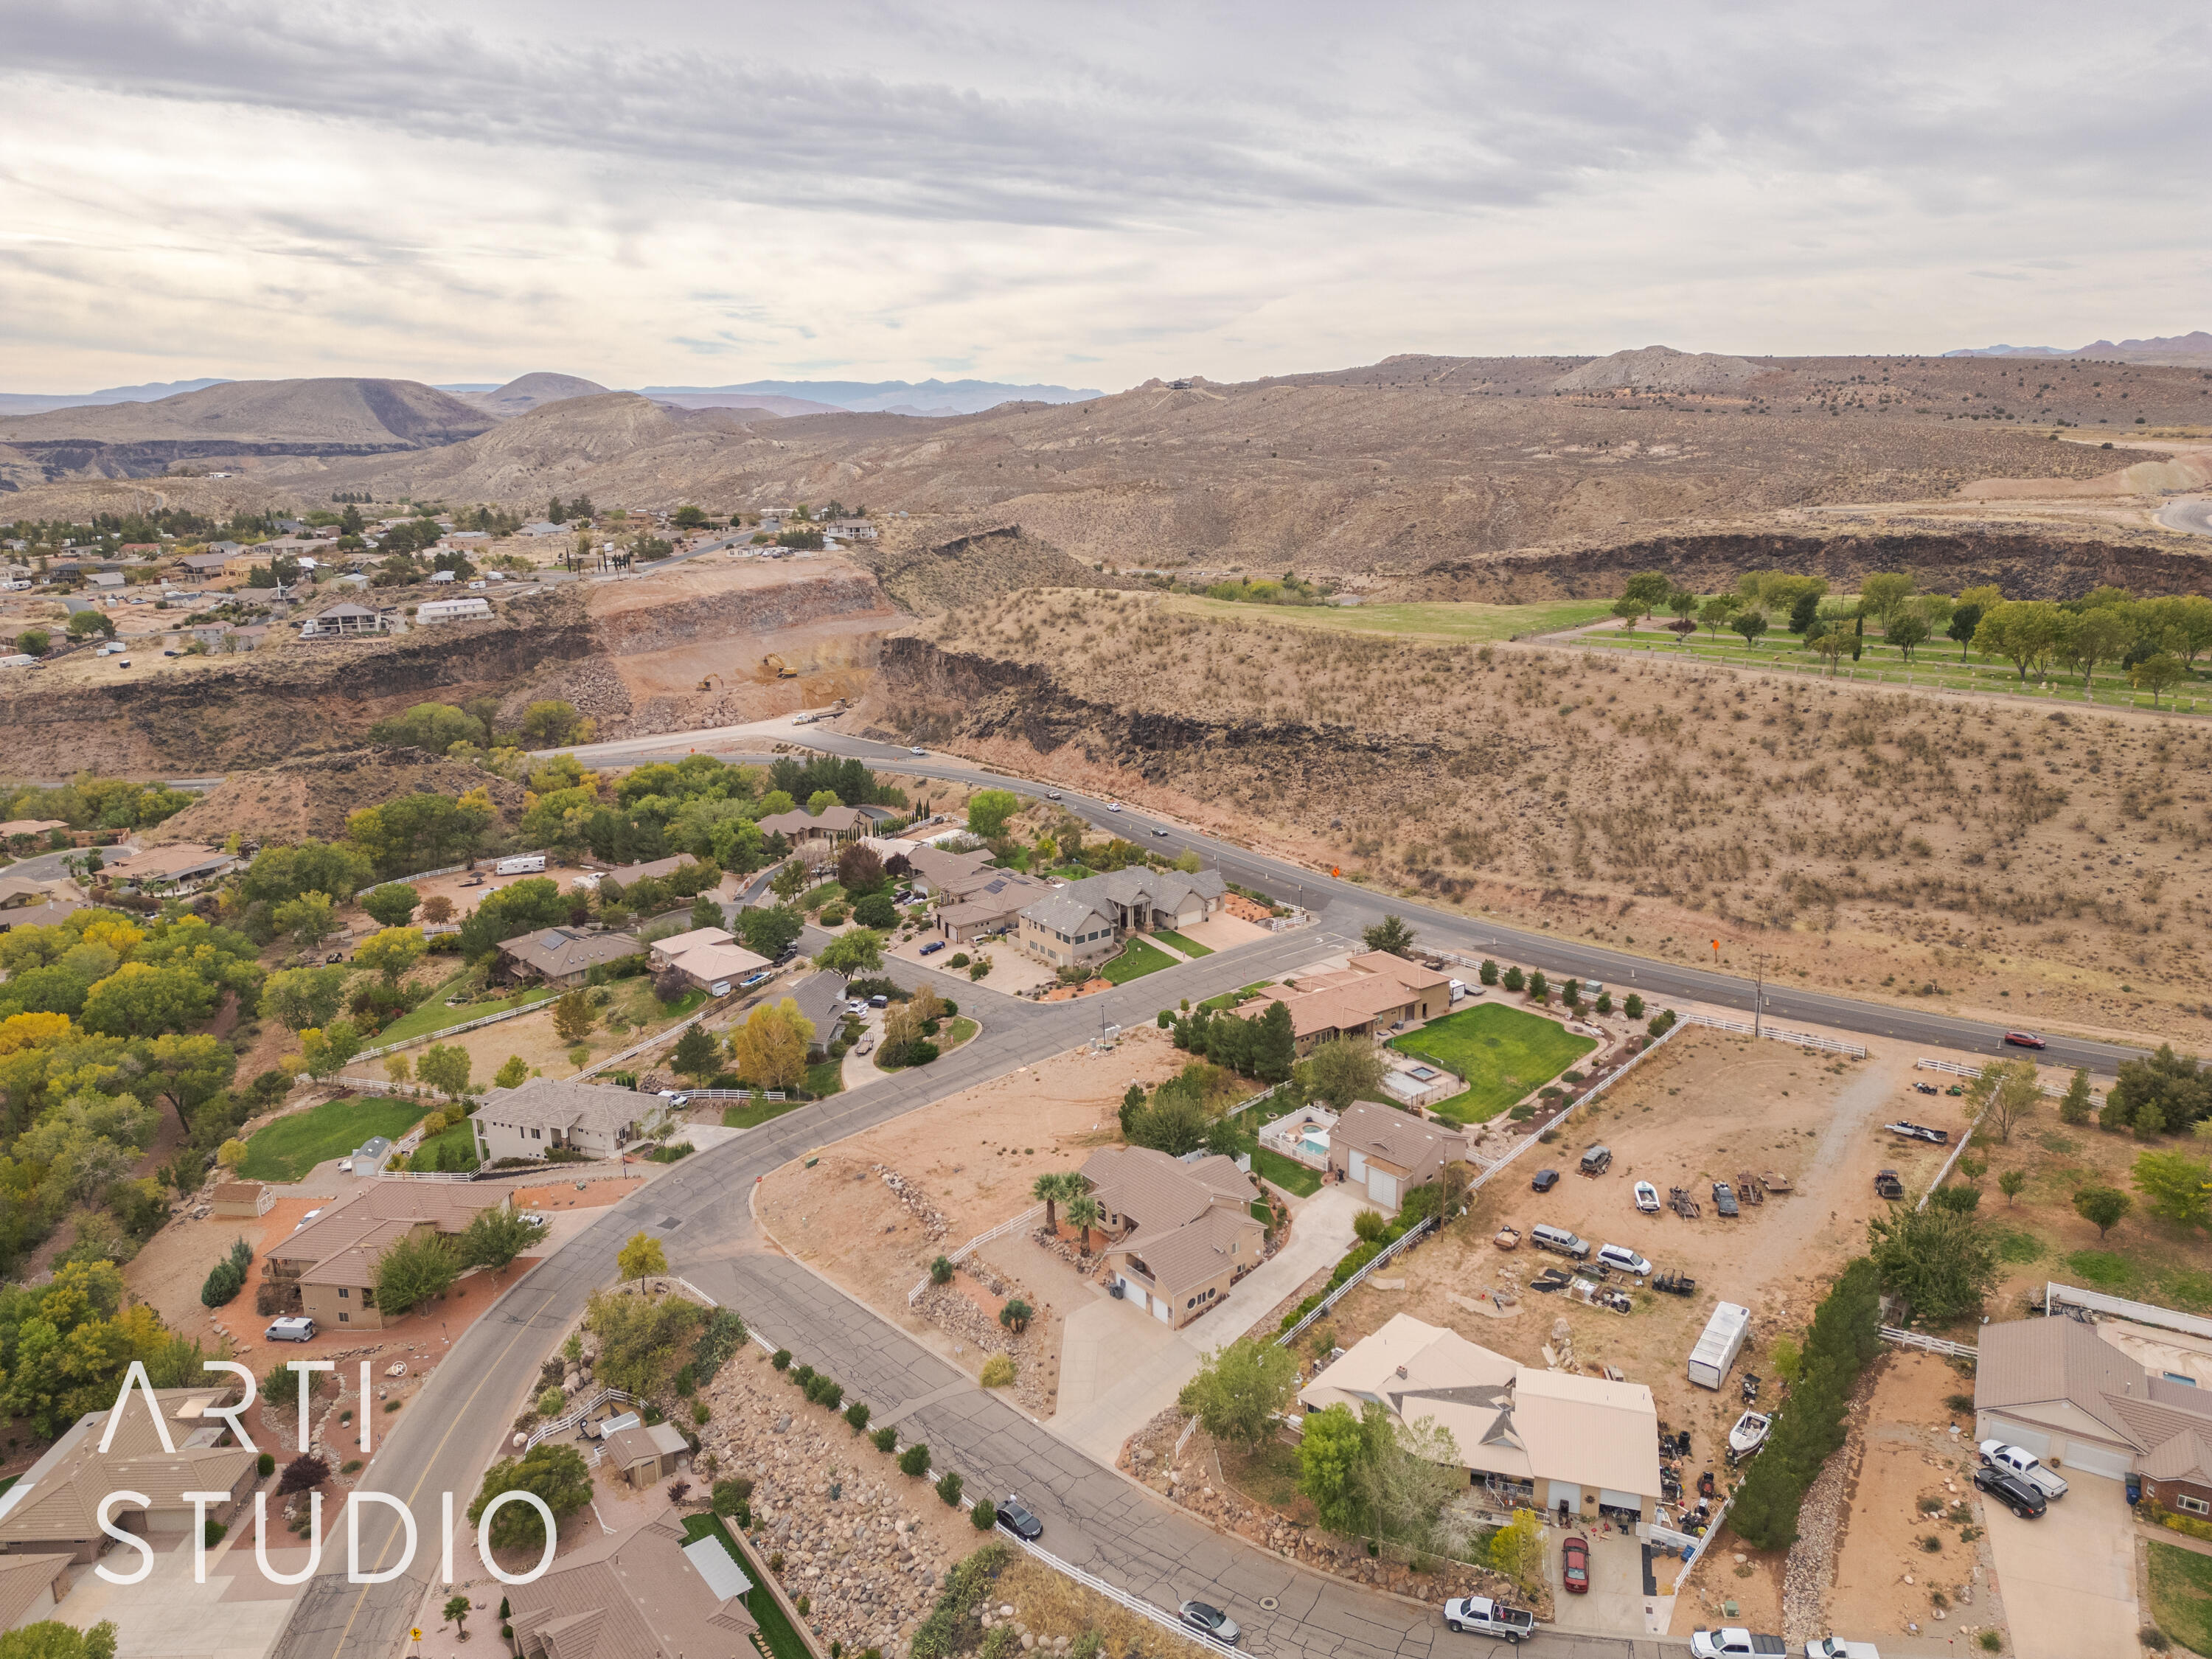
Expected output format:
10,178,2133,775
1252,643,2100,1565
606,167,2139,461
2003,1031,2047,1049
1561,1535,1590,1594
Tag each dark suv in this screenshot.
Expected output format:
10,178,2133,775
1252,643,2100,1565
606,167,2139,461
1973,1464,2048,1518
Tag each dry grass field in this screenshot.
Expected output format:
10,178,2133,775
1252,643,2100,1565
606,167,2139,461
880,589,2212,1046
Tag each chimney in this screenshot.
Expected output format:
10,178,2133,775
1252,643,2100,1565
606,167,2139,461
1395,1365,1408,1380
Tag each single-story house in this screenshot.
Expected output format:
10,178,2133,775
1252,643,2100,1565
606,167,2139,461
1018,868,1225,969
602,1422,692,1489
1324,1100,1469,1210
754,805,870,846
261,1184,509,1329
517,521,567,537
1975,1315,2212,1490
1236,951,1452,1053
507,1514,756,1659
106,842,235,894
88,572,125,590
1301,1313,1663,1526
1080,1146,1265,1329
299,602,395,638
498,926,642,987
0,1385,257,1563
178,552,237,576
905,844,996,897
211,1180,274,1219
647,926,768,994
0,820,69,843
598,855,711,888
417,597,493,625
474,1077,650,1164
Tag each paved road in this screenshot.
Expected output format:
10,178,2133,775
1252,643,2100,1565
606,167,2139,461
564,725,2147,1078
2158,496,2212,538
274,925,1679,1659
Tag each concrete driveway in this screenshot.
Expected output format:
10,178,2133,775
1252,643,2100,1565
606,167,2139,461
1048,1183,1370,1461
1543,1526,1652,1640
1983,1470,2138,1659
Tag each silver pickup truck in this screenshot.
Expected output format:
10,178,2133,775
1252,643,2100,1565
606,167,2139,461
1443,1598,1537,1644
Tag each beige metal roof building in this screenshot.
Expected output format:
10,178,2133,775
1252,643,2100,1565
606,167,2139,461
509,1515,757,1659
1300,1314,1662,1523
1325,1100,1469,1211
1975,1315,2212,1486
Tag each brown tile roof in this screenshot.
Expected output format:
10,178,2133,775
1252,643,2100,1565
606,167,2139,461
754,807,866,838
0,1389,255,1548
212,1180,266,1204
1109,1205,1260,1297
1332,1100,1468,1174
499,927,642,978
907,846,995,891
299,1220,420,1287
0,900,86,931
269,1183,507,1273
2143,1429,2212,1485
111,843,232,882
1974,1317,2212,1455
509,1517,756,1659
477,1077,649,1139
0,1554,68,1627
605,855,703,885
1079,1147,1250,1235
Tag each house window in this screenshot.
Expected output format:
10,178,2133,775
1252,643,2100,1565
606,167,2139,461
2182,1495,2212,1517
532,1127,542,1139
338,1312,349,1323
338,1287,349,1298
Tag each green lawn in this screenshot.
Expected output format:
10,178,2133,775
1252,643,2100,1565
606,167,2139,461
1251,1145,1323,1197
1198,981,1276,1012
1388,1003,1596,1126
804,1059,845,1098
1047,864,1096,881
408,1117,481,1172
681,1514,811,1659
1152,928,1213,958
1102,937,1180,984
240,1097,428,1181
723,1096,808,1130
1163,594,1615,644
2149,1541,2212,1656
2063,1248,2212,1314
375,984,557,1046
942,1015,978,1050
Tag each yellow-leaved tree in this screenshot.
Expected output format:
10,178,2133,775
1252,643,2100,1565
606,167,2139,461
726,999,814,1091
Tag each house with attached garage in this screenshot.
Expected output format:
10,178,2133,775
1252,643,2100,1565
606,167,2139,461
646,925,768,994
1324,1099,1469,1211
497,925,642,987
1017,866,1225,970
507,1514,756,1659
1234,950,1451,1054
1079,1146,1266,1328
473,1076,651,1164
1300,1313,1663,1528
1975,1314,2212,1495
258,1183,509,1329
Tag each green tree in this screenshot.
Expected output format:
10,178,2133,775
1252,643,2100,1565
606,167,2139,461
1697,596,1739,639
359,883,420,928
966,790,1020,840
135,1032,237,1124
737,903,804,960
1620,571,1672,616
1304,1035,1385,1110
1361,915,1416,957
1062,1192,1102,1252
2062,605,2135,692
2073,1184,2131,1239
238,840,375,904
373,1231,459,1315
353,927,425,985
1885,611,1930,661
1487,1509,1546,1594
2130,653,2189,707
493,1055,529,1090
273,892,337,947
66,611,116,641
262,965,347,1031
617,1232,668,1279
1973,600,2068,682
551,990,594,1046
80,964,218,1038
689,892,723,931
2133,1150,2211,1226
1177,1338,1300,1449
670,1023,720,1081
1295,1402,1374,1532
815,928,885,976
1032,1170,1081,1237
1730,611,1769,649
458,1206,549,1270
467,1444,592,1550
1965,1058,2040,1144
15,630,51,657
518,700,587,748
1997,1169,2026,1206
456,877,570,959
443,1595,470,1638
2059,1068,2094,1125
1947,600,1986,661
0,1622,119,1659
1865,1208,1998,1325
415,1043,472,1102
1252,1000,1297,1086
1858,571,1916,626
1610,595,1641,631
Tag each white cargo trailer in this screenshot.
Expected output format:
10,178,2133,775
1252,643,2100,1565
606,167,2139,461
1688,1302,1751,1390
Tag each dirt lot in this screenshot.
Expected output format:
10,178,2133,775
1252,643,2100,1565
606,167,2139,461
755,1024,1193,1389
1828,1350,1989,1641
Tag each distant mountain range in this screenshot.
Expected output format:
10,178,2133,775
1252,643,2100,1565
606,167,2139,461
1944,330,2212,365
0,377,233,417
634,378,1105,416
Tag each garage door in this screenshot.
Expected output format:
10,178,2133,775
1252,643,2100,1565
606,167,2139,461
2059,1439,2131,1481
1545,1479,1582,1509
1599,1489,1644,1512
1979,1417,2051,1460
1368,1169,1399,1208
1349,1151,1368,1183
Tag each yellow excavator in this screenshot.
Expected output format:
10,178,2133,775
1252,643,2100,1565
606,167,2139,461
761,653,799,680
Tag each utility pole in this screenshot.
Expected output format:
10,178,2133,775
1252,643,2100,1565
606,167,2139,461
1753,950,1770,1038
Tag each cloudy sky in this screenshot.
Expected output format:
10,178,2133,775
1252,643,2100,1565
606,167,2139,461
2,1,2205,392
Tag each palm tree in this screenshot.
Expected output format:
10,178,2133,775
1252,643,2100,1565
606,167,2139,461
1032,1171,1078,1237
1063,1193,1102,1255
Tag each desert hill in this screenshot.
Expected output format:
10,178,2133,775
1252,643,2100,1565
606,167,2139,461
1552,345,1764,392
294,350,2205,577
0,376,495,487
147,745,527,846
456,372,610,417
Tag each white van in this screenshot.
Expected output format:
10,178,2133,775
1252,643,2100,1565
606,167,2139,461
265,1316,317,1343
1597,1243,1652,1278
495,855,547,875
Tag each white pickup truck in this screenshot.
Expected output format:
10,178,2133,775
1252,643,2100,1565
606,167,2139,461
1805,1638,1882,1659
1978,1439,2069,1500
1441,1599,1537,1644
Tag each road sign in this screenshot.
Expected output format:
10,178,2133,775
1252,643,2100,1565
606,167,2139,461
410,1632,422,1644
